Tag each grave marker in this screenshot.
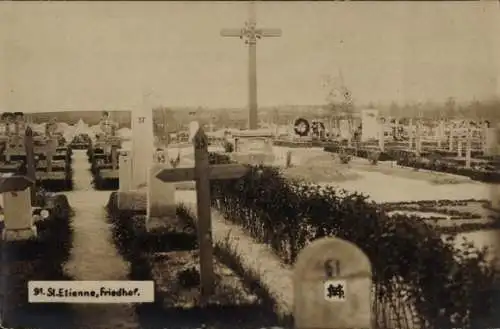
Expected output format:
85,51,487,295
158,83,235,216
294,237,372,329
147,162,176,226
449,123,455,152
360,109,379,142
415,121,422,156
45,136,58,173
437,121,445,149
220,1,282,130
408,119,414,150
156,127,250,301
483,121,496,156
378,117,384,152
465,121,472,169
0,174,36,241
131,96,155,189
24,126,37,204
118,150,132,193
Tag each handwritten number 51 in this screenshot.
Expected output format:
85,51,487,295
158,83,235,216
324,259,340,277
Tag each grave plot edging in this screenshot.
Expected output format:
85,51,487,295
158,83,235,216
178,202,295,326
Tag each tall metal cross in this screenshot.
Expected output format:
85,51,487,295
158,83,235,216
220,1,282,130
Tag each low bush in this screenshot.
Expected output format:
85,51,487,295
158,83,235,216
338,152,351,164
207,152,500,329
368,150,380,165
223,140,234,153
324,144,393,161
395,155,500,183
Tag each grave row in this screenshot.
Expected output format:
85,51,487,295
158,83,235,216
112,105,379,329
87,114,122,190
0,116,72,191
0,127,70,242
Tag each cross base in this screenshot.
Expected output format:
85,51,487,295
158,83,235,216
1,226,38,241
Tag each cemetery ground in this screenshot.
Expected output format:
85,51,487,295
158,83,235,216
112,138,500,329
175,144,500,234
3,131,500,328
1,149,282,329
272,146,500,233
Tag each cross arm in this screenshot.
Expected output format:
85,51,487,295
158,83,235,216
155,164,250,183
156,167,195,183
206,164,250,180
257,28,282,38
220,28,244,38
0,174,35,193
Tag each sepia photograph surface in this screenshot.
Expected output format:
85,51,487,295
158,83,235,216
1,1,500,329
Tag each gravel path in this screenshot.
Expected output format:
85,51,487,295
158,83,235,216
63,150,140,329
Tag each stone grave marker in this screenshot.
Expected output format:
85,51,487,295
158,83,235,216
0,174,36,241
465,121,472,168
415,121,423,156
147,161,176,227
437,121,445,148
483,121,496,156
294,236,372,329
408,118,414,150
156,126,250,301
378,116,385,152
449,123,455,152
131,96,155,189
118,149,132,193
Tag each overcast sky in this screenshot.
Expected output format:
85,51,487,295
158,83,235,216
1,1,499,112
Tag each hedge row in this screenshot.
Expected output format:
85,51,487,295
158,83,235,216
207,152,500,329
396,157,500,183
272,140,325,148
324,144,394,161
324,144,500,183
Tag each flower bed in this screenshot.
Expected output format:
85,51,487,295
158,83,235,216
206,152,500,329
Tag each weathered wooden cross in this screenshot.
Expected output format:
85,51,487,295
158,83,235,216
220,1,282,130
156,127,250,300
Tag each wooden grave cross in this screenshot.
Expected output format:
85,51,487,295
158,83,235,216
156,127,250,300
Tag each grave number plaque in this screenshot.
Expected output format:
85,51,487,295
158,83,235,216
324,280,347,302
294,237,372,329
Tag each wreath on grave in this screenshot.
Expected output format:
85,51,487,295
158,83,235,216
293,118,310,137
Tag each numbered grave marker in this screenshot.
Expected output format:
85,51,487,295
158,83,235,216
131,101,155,189
293,237,372,329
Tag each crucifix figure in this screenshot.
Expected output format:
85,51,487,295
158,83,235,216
221,1,282,130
